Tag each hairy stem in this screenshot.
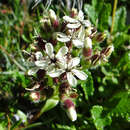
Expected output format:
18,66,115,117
110,0,118,34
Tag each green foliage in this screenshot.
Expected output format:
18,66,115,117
40,86,59,115
91,105,112,130
108,91,130,118
80,70,94,100
84,0,112,31
0,0,129,129
113,7,127,33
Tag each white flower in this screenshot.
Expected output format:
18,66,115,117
48,56,88,86
63,10,91,29
56,27,85,48
27,51,50,75
29,43,68,77
66,57,88,86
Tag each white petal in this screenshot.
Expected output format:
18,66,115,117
47,69,64,77
72,39,84,48
63,16,78,23
77,26,85,40
56,46,68,59
71,69,88,80
68,57,80,69
35,60,47,68
84,37,92,49
28,67,39,75
57,33,70,42
77,10,84,21
35,51,43,60
67,23,81,29
85,27,93,36
82,20,91,27
25,84,40,91
67,72,77,86
45,43,54,58
57,58,67,69
47,63,55,72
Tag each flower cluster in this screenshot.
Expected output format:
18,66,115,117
24,8,114,121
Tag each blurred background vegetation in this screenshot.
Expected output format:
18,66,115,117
0,0,130,129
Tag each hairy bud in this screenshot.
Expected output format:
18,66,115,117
63,99,77,121
101,45,114,57
94,32,106,43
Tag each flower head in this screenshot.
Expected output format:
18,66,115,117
48,55,88,86
63,10,91,29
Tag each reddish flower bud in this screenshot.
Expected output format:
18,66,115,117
53,20,59,28
83,48,92,58
63,99,77,121
70,8,78,18
30,91,40,102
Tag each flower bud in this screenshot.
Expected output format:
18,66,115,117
49,9,57,22
49,9,59,28
40,17,51,30
91,54,101,65
101,45,114,57
30,91,40,102
84,37,92,49
63,99,77,121
52,19,59,28
94,32,106,43
83,48,92,58
70,8,78,18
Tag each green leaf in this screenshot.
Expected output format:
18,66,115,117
98,3,112,31
108,91,130,118
91,105,112,130
40,86,59,115
113,32,130,48
113,7,127,33
17,110,27,124
40,96,59,115
22,34,31,43
92,0,104,15
84,4,98,25
0,124,5,130
117,52,130,74
80,71,94,100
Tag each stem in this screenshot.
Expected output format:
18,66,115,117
7,115,11,130
0,45,26,72
110,0,118,34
